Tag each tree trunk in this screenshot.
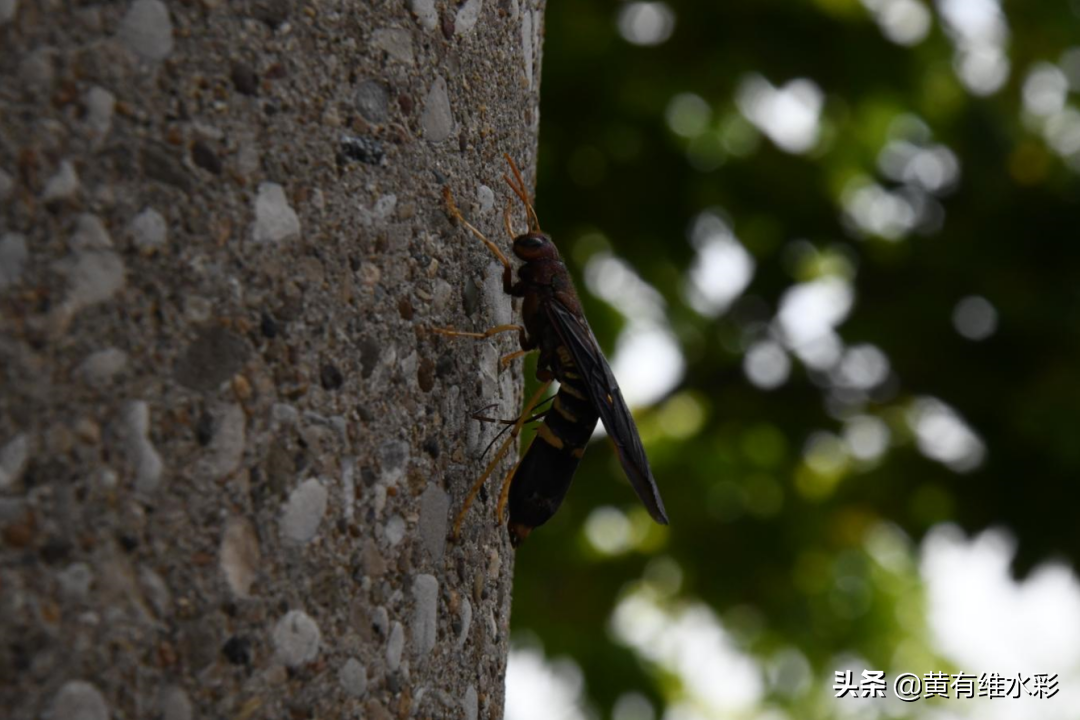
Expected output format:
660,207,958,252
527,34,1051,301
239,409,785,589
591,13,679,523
0,1,543,718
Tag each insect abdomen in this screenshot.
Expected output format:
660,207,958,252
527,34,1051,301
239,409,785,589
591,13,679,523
507,381,599,540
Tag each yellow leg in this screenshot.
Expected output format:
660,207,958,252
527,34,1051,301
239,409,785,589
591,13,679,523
500,349,531,367
431,324,524,340
502,153,541,234
443,186,512,269
452,380,553,538
495,455,525,523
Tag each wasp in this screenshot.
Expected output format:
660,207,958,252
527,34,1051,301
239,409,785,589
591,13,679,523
435,155,668,546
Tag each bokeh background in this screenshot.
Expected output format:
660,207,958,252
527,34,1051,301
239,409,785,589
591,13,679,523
504,1,1080,719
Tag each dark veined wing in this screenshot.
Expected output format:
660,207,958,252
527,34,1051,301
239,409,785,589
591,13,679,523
545,299,669,525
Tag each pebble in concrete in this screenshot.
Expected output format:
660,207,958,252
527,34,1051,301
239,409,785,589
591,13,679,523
220,516,260,597
57,562,93,601
419,484,449,563
379,439,409,483
455,596,472,649
385,515,406,546
77,348,128,387
372,28,414,65
0,233,27,292
521,10,534,90
339,658,368,697
462,685,478,720
412,574,438,657
477,184,495,213
120,0,174,61
159,686,192,720
408,0,437,31
199,403,245,480
0,168,13,199
129,207,167,251
43,161,80,203
57,247,125,314
70,214,112,250
420,76,453,143
386,620,404,670
0,0,17,25
48,680,109,720
355,81,389,124
273,610,321,667
252,182,300,243
123,401,164,495
281,478,328,543
455,0,482,34
84,86,115,142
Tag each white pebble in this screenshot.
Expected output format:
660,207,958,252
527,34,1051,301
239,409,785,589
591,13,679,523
123,401,164,495
339,658,368,697
70,214,112,250
0,233,28,291
385,514,406,546
463,685,478,720
77,348,128,387
281,478,328,543
455,0,482,34
420,76,453,143
84,86,115,141
120,0,174,61
253,182,301,243
273,610,321,667
477,184,495,213
412,574,438,657
48,680,109,720
408,0,437,31
372,28,414,65
43,161,79,203
386,621,405,670
129,207,167,251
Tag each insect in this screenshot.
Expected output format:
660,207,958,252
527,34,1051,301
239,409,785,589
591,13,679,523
435,154,668,546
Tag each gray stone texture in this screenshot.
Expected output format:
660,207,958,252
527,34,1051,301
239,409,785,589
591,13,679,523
0,0,544,717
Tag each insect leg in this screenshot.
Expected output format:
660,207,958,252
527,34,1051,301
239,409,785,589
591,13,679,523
502,153,541,233
500,348,532,367
430,323,525,340
451,379,553,539
442,186,512,271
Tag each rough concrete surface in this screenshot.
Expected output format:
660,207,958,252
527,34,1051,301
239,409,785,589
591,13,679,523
0,0,545,717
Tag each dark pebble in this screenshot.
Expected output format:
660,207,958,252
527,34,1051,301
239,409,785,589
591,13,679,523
174,325,250,392
361,466,377,487
435,354,454,379
118,534,139,552
359,339,379,378
142,143,191,191
191,141,222,174
231,62,259,96
222,635,252,665
340,135,385,166
40,538,72,564
320,363,344,390
260,312,278,339
195,411,214,446
422,436,439,458
418,357,435,392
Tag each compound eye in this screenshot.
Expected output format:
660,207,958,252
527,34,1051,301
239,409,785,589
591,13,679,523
519,236,544,249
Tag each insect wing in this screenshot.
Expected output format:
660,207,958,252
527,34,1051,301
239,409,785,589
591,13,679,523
545,300,669,524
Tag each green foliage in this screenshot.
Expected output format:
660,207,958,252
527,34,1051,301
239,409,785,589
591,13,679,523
513,1,1080,716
